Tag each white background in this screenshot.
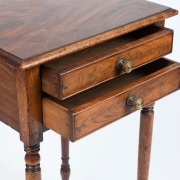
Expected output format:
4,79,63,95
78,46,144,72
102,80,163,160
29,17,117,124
0,0,180,180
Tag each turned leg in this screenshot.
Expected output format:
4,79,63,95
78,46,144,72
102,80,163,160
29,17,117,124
138,104,154,180
24,144,41,180
61,137,70,180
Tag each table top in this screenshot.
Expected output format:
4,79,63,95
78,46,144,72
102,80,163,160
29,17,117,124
0,0,178,69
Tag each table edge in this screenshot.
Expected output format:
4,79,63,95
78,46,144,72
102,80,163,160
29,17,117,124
0,8,178,69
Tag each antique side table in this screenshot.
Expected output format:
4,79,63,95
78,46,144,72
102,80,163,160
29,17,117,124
0,0,179,180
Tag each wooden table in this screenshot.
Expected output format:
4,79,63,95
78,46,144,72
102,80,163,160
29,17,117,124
0,0,179,179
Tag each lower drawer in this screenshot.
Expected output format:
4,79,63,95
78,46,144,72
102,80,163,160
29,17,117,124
43,58,180,142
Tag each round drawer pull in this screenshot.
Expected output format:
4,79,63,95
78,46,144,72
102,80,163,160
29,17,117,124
117,58,133,73
126,95,144,110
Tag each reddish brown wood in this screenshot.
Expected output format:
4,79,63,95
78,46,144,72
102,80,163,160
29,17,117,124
0,1,178,180
155,21,165,28
24,144,41,180
61,137,70,180
43,58,180,141
16,67,43,146
0,0,178,69
42,26,173,99
138,104,155,180
0,60,19,131
43,100,70,139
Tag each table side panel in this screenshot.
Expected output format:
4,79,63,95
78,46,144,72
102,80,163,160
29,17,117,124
0,60,19,131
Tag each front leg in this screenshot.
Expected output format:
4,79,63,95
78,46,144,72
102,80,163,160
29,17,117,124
16,67,43,180
61,137,70,180
24,144,41,180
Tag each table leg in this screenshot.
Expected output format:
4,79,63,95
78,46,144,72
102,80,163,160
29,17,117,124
138,104,154,180
24,144,41,180
61,137,70,180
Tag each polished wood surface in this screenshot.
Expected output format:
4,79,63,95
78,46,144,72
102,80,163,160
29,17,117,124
0,61,19,131
43,58,180,141
0,0,178,69
16,67,43,146
61,137,70,180
42,26,173,99
138,104,154,180
24,144,41,180
0,1,179,179
43,98,70,139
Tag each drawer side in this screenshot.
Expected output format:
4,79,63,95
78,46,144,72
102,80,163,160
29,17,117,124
43,98,71,139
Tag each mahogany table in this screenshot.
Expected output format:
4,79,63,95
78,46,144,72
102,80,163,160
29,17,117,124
0,0,179,179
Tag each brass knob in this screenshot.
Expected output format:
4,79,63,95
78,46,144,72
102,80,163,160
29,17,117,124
117,58,133,73
126,95,144,110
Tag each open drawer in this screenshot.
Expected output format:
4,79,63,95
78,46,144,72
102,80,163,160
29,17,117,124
42,25,174,100
42,58,180,142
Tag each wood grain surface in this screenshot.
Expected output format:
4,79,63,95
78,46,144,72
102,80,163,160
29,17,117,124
61,137,71,180
24,144,41,180
0,0,178,69
0,60,19,131
16,67,43,146
43,58,180,141
42,26,173,99
138,104,155,180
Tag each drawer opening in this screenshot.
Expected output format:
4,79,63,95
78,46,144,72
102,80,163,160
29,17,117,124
45,58,177,109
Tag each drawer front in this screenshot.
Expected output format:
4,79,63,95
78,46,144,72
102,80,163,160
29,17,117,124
42,26,173,100
43,58,180,141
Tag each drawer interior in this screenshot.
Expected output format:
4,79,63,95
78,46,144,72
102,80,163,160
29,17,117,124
44,25,166,72
45,58,178,109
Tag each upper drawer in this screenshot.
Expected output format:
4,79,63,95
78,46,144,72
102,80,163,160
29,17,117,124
42,25,173,100
43,58,180,142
